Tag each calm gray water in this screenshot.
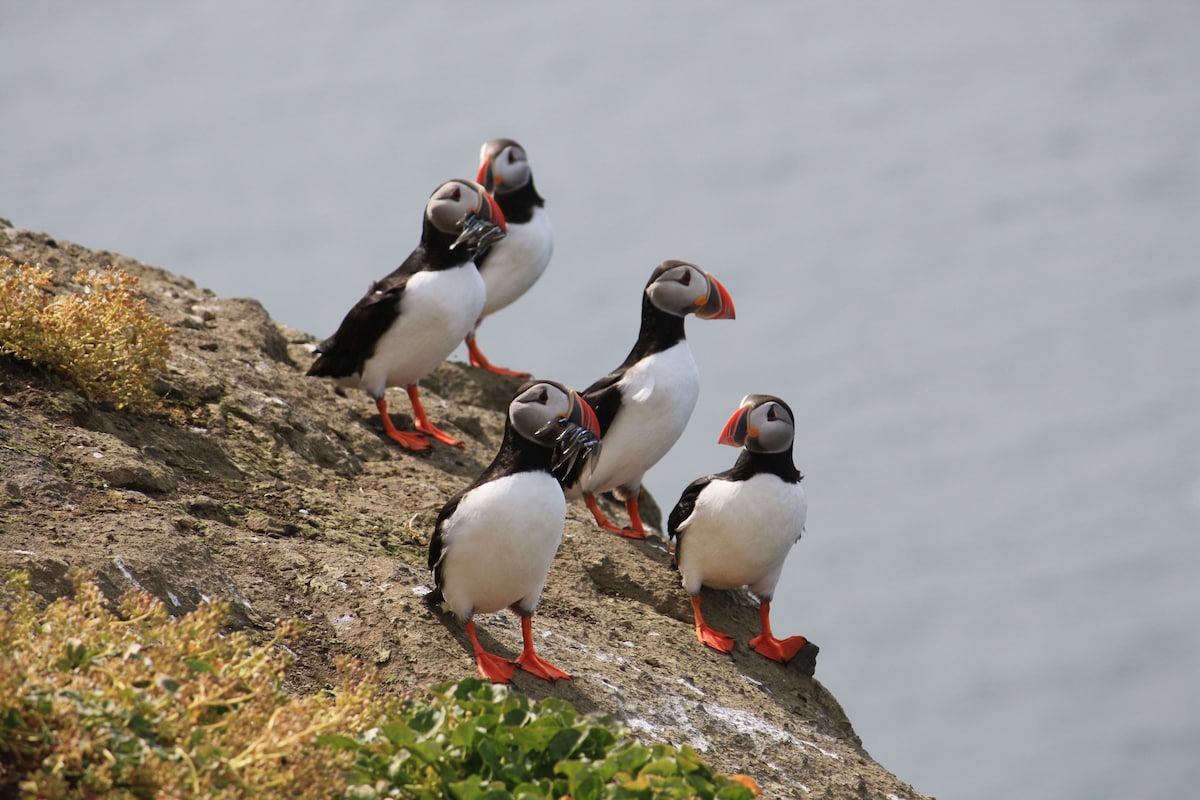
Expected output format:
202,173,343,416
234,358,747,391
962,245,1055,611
4,3,1198,797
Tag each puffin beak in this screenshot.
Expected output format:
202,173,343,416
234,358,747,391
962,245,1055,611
566,390,601,438
450,191,507,251
543,387,603,483
718,400,754,447
476,156,498,192
696,272,736,320
484,191,507,231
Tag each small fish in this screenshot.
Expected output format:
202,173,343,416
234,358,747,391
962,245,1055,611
451,213,506,253
537,418,602,485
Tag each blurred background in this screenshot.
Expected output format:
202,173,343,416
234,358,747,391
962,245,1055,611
4,2,1198,797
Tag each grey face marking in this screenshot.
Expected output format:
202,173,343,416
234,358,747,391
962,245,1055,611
645,262,708,317
743,395,796,454
427,180,482,235
510,381,573,444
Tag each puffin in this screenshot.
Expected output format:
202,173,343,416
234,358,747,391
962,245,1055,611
565,260,735,539
466,138,554,378
307,178,505,451
668,394,810,664
428,380,601,683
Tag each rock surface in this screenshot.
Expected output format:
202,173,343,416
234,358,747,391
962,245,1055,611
0,219,930,799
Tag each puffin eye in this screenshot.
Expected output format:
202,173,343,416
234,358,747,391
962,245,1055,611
448,186,462,201
678,270,692,286
507,148,517,164
537,388,548,404
766,405,778,422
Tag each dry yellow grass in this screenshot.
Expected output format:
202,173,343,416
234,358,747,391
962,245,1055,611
0,571,391,799
0,257,172,409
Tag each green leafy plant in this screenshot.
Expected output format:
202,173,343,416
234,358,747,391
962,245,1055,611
0,257,172,409
341,680,757,799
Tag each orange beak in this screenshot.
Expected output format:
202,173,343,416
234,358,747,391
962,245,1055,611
717,399,754,447
696,273,736,320
567,390,601,438
476,156,497,193
484,190,507,232
449,183,507,251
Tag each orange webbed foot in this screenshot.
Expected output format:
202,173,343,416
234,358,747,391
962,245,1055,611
478,361,531,379
415,420,466,448
467,335,530,378
474,649,516,684
515,651,571,682
584,494,648,539
749,633,809,664
376,399,431,451
406,385,465,448
384,428,431,451
697,624,736,654
465,620,515,683
515,616,570,681
691,595,734,653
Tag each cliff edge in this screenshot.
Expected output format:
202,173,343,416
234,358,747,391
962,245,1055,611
0,219,929,799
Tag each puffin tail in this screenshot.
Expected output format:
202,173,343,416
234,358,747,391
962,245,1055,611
306,342,358,379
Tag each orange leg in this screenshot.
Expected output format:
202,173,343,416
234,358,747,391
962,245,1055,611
465,620,514,684
691,595,734,653
584,494,646,540
466,331,530,379
513,616,571,682
376,397,430,451
624,496,648,539
407,384,464,448
748,601,808,664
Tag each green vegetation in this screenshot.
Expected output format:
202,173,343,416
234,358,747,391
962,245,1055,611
341,681,756,799
0,258,172,409
0,572,758,799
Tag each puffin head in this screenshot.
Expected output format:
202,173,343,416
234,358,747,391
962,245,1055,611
718,394,796,454
645,260,736,320
426,178,507,255
476,138,532,197
510,380,601,446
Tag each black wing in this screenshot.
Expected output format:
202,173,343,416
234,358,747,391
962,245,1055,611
668,475,712,539
307,249,425,378
667,474,714,568
581,366,628,435
426,491,465,605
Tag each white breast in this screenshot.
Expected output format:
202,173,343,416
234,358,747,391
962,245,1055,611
580,341,699,497
478,207,553,319
437,472,566,620
358,264,485,396
674,474,807,601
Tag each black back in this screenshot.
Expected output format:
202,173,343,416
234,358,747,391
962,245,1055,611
494,178,545,226
307,218,477,379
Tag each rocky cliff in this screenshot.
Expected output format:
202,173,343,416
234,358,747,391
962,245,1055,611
0,219,929,799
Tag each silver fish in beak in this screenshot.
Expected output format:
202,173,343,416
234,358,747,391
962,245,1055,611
535,388,602,484
450,184,507,253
